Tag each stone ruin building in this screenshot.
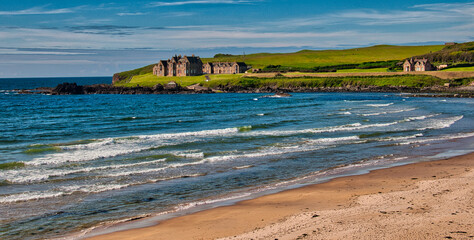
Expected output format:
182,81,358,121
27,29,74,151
153,55,203,77
153,55,248,77
202,62,248,74
403,58,435,72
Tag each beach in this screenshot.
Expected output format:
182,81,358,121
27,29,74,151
87,152,474,240
2,86,473,239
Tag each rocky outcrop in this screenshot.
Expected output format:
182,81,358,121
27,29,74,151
16,82,474,98
112,73,128,85
47,82,213,95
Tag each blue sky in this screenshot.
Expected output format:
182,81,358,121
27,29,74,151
0,0,473,77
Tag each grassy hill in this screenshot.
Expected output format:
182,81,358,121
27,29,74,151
113,44,446,85
203,44,444,69
414,42,474,65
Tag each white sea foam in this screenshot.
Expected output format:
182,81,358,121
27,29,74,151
399,131,474,145
379,133,423,142
175,192,253,211
416,115,463,131
2,159,167,184
361,108,416,116
338,111,352,115
366,103,394,107
26,128,239,166
233,165,254,170
173,152,205,159
205,136,360,163
0,191,64,204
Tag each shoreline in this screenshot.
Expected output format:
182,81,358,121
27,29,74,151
15,82,474,98
84,151,474,240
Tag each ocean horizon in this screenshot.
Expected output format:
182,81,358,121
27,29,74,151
1,77,473,239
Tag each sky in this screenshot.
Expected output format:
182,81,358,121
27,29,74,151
0,0,473,78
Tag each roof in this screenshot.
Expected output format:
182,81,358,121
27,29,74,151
182,56,202,64
405,58,430,65
236,62,247,67
159,60,168,67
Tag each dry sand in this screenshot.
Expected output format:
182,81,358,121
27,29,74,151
88,153,474,240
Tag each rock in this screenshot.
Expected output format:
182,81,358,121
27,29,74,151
153,84,164,91
164,81,181,91
53,83,84,95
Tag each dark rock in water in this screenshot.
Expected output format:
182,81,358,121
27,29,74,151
153,84,164,91
164,81,181,91
53,83,84,95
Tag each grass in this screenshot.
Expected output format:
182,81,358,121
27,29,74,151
336,68,389,73
441,66,474,71
115,73,243,87
202,45,444,69
225,75,447,89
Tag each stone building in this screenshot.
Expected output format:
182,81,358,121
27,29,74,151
153,55,203,77
403,58,435,72
202,62,248,74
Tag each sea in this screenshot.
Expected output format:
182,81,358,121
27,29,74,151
0,77,473,239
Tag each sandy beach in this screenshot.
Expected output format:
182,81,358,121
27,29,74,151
86,152,474,240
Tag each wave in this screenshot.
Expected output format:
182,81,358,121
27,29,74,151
338,111,352,115
0,173,208,204
2,159,167,184
366,103,394,107
416,115,463,131
205,135,361,163
361,108,416,116
22,114,449,168
25,128,240,166
399,131,474,145
0,191,64,204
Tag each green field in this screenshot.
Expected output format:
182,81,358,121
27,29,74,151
336,68,389,73
203,45,444,69
441,66,474,71
116,73,243,87
202,75,448,89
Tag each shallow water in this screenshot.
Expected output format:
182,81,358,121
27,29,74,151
0,77,473,239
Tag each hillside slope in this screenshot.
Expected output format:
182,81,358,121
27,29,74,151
203,45,444,69
412,41,474,64
113,44,444,84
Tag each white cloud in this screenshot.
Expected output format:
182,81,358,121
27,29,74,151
149,0,260,7
0,60,95,64
117,12,148,16
0,48,93,55
0,6,77,15
270,1,474,28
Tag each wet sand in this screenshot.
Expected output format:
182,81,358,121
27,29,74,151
87,152,474,240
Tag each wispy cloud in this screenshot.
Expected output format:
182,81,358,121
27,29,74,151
66,25,140,35
117,12,148,16
0,48,93,55
264,1,474,31
149,0,260,7
0,6,78,15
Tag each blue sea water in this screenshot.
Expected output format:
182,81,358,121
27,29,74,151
0,77,473,239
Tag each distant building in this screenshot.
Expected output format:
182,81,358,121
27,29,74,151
403,58,435,72
445,42,457,46
437,64,449,70
202,62,248,74
153,55,203,77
